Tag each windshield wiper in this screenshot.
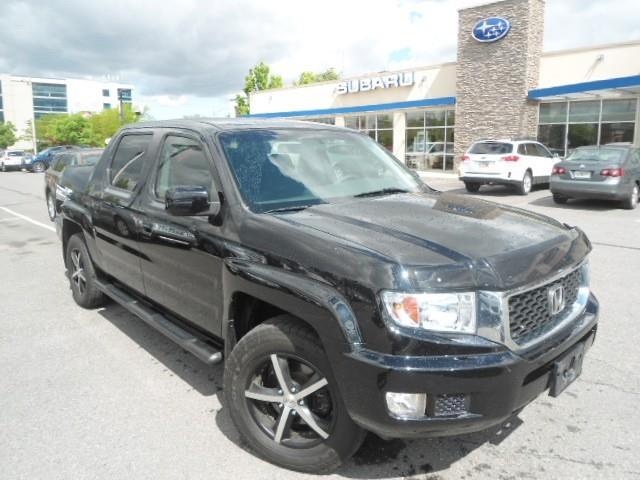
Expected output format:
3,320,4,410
264,205,315,214
354,188,411,198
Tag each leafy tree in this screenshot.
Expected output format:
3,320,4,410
235,62,284,116
89,104,138,146
295,68,340,85
0,122,17,149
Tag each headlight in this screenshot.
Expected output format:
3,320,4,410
381,291,476,334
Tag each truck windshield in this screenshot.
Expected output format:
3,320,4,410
566,147,627,163
219,129,422,213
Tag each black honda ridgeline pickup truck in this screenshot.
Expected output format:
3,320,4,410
57,119,598,472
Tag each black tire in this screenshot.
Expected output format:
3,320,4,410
46,191,57,221
224,316,365,473
65,234,107,309
32,161,46,173
464,182,481,193
621,183,638,210
552,194,568,204
1,163,5,172
516,171,533,195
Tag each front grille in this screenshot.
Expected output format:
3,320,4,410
432,394,469,417
508,268,581,345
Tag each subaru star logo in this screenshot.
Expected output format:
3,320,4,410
472,17,511,43
548,284,566,316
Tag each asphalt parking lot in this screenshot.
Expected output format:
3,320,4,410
1,171,639,480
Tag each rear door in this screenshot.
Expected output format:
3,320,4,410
91,132,156,295
136,131,224,334
530,143,555,180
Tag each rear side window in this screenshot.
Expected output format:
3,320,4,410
52,154,72,172
469,142,513,154
110,134,153,191
80,152,102,166
517,144,527,155
155,135,215,200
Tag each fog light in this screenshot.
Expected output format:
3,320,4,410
385,392,427,418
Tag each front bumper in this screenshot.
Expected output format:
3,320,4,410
550,177,628,200
333,293,598,439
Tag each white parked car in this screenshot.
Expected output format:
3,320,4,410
0,150,26,172
459,140,557,195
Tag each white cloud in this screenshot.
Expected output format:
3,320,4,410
0,0,638,119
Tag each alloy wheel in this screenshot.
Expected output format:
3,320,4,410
244,353,334,447
33,162,45,173
70,248,87,295
47,194,56,220
633,185,639,207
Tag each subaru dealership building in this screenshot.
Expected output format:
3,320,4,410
249,0,640,171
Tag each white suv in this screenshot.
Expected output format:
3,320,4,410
459,140,557,195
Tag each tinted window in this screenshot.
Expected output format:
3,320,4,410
517,144,527,155
469,142,513,154
53,154,72,172
80,152,103,166
220,129,421,213
567,147,627,164
8,151,23,157
110,135,153,191
155,136,214,200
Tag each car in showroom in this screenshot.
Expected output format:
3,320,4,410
56,119,598,472
44,148,103,220
25,145,85,172
459,139,558,195
1,150,27,171
550,144,640,209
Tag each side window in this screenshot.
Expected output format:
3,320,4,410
534,143,551,157
517,144,527,155
110,134,153,192
154,135,215,201
53,154,70,172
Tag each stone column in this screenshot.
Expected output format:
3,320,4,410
454,0,545,166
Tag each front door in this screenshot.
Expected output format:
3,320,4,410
136,132,224,334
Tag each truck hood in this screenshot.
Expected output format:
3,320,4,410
274,192,589,290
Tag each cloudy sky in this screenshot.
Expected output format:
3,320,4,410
1,0,638,119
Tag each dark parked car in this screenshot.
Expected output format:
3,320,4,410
550,144,640,209
45,148,103,220
26,145,83,173
57,119,598,472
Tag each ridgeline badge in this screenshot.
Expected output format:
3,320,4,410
472,17,510,43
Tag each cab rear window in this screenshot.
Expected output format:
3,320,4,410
469,142,513,154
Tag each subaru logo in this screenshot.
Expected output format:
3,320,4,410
548,285,566,316
472,17,511,43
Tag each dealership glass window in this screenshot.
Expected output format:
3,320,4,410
301,117,334,125
343,113,393,151
405,108,455,171
538,98,637,156
33,82,68,117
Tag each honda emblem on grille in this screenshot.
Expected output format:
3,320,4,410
548,285,565,315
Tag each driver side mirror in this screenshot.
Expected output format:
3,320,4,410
165,186,220,216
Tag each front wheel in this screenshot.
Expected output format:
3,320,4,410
621,183,639,210
224,316,365,473
516,171,533,195
32,161,46,173
65,234,107,308
46,191,57,221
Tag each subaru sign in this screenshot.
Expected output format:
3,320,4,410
336,72,415,95
472,17,510,43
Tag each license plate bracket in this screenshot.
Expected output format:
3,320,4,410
549,341,585,397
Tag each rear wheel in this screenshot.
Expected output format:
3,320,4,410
621,183,638,210
32,161,46,173
516,171,533,195
224,316,365,473
46,191,57,221
552,194,568,205
464,182,481,193
65,234,107,308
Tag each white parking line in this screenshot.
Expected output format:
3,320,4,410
0,206,55,233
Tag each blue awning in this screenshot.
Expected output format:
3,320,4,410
528,75,640,100
246,96,456,118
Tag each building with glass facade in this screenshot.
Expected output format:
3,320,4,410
0,74,134,151
248,0,640,172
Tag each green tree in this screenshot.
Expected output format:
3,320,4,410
0,122,17,149
235,62,284,116
295,68,340,85
89,104,139,146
